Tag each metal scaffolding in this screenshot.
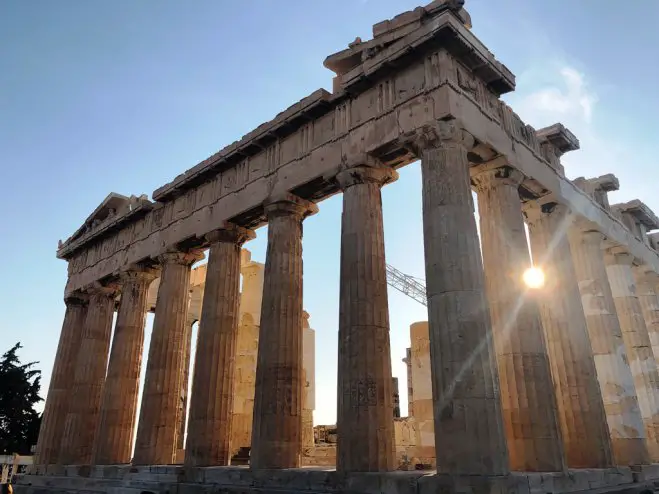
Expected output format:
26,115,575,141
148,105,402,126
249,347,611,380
385,264,427,306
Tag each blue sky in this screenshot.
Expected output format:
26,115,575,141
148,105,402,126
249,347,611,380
1,0,658,427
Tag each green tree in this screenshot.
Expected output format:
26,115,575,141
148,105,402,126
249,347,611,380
0,343,42,455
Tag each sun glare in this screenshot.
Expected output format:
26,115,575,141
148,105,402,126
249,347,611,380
523,267,545,289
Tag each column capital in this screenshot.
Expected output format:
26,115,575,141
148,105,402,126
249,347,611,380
471,165,524,193
64,291,89,307
336,165,398,190
522,200,570,225
605,247,634,266
402,119,474,154
205,222,256,246
120,265,160,284
86,281,120,299
632,264,659,285
579,229,606,246
158,250,204,266
264,193,318,220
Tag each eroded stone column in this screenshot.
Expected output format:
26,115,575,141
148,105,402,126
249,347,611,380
92,267,158,465
473,166,564,472
174,306,195,462
132,250,202,465
336,165,397,473
525,202,613,468
185,224,255,467
414,120,509,475
634,267,659,366
250,195,317,470
568,228,648,466
60,283,118,465
34,293,88,466
606,250,659,461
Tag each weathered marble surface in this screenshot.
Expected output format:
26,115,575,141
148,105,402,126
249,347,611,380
15,464,656,494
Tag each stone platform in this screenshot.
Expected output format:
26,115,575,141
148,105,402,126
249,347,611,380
13,465,659,494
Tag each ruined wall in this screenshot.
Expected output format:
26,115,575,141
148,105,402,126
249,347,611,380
230,252,264,455
302,314,316,452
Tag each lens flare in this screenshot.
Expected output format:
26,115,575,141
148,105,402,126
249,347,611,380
523,267,545,289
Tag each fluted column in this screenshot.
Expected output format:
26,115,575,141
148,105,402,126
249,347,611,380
175,304,195,459
185,224,255,467
34,292,88,466
412,120,509,475
92,267,158,465
525,202,613,468
250,195,317,470
473,166,564,472
606,250,659,461
335,164,397,473
634,267,659,366
60,283,118,465
568,229,648,465
132,250,202,466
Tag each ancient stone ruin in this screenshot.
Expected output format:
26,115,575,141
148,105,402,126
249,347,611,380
17,1,659,493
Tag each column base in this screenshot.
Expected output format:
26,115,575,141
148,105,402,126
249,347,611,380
15,464,659,494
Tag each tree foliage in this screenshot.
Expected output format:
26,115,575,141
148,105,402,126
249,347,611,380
0,343,42,455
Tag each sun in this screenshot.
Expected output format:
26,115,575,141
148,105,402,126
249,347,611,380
523,267,545,289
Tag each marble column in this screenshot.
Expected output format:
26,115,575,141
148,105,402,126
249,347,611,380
414,120,509,475
568,229,648,465
60,283,118,465
185,224,255,467
92,267,158,465
634,267,659,366
525,202,613,468
132,250,202,466
473,166,564,472
606,250,659,462
250,195,317,470
335,165,397,473
34,293,88,466
175,309,195,459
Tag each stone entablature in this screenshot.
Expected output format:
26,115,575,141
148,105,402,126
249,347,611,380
55,1,659,298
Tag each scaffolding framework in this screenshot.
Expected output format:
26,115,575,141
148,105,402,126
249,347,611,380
385,264,427,307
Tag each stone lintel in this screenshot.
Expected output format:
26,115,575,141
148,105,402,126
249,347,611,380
536,123,580,156
153,89,333,203
612,199,659,230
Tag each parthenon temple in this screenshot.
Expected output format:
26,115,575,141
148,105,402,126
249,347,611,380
17,1,659,493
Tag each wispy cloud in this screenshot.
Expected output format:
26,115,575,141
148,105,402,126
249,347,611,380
522,67,597,123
